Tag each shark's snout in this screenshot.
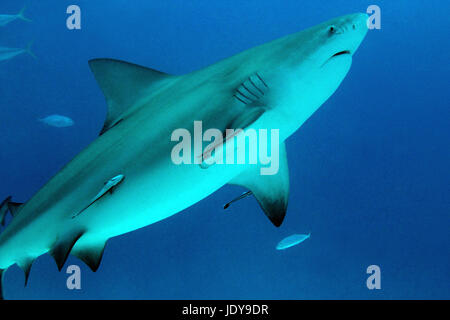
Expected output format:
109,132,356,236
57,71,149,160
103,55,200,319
327,13,369,61
349,13,370,38
348,13,368,38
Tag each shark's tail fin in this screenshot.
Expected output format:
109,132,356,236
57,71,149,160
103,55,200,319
17,6,32,22
25,41,37,60
0,195,24,226
0,196,12,226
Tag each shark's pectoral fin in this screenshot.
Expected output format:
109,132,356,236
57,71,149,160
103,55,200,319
200,107,266,168
72,241,107,272
50,231,84,271
229,143,289,227
89,58,173,135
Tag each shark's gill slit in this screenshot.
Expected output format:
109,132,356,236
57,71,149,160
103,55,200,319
256,73,269,88
237,89,252,102
242,83,259,99
233,94,248,105
249,78,265,95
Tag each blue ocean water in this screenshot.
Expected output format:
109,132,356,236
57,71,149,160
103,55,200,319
0,0,448,299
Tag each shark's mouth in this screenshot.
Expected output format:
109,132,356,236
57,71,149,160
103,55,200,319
322,50,352,67
331,50,351,58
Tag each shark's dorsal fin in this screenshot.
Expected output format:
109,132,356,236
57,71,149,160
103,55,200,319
89,58,171,135
229,143,289,227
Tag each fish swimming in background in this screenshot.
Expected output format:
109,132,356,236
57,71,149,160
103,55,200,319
276,234,311,250
0,42,36,62
0,13,369,299
38,115,74,128
0,6,31,27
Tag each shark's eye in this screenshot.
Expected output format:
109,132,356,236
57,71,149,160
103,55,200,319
329,25,337,34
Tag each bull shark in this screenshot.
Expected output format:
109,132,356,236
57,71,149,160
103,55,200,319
0,13,368,299
0,6,31,27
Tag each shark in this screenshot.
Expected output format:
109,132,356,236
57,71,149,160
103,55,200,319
0,13,368,299
0,6,31,27
0,42,36,62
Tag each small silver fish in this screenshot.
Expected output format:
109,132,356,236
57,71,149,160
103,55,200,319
38,115,74,128
0,6,31,27
72,175,125,218
276,233,311,250
0,42,36,62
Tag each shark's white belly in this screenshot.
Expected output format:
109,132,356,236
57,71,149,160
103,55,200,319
0,160,244,268
75,156,248,243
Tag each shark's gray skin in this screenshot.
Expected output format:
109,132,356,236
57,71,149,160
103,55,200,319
0,42,36,62
0,6,31,27
0,13,368,298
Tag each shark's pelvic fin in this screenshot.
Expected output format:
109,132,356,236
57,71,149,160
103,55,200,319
50,231,84,271
72,241,107,272
89,58,172,135
229,143,289,227
18,258,34,286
